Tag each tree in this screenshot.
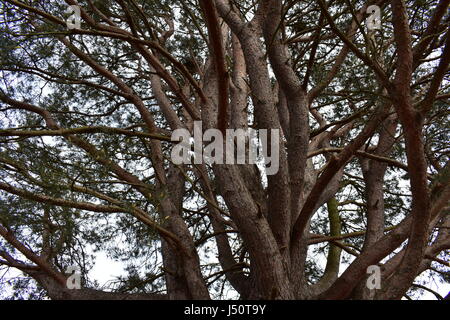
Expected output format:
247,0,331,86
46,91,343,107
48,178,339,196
0,0,448,300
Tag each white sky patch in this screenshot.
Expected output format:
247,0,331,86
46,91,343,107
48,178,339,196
88,251,125,288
